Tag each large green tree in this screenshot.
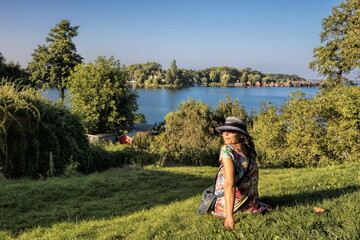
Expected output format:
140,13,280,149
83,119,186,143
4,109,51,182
309,0,360,87
28,19,82,100
68,56,138,134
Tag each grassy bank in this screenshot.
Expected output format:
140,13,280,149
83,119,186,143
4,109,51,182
0,163,359,239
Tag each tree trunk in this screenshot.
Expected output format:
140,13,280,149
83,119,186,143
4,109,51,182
60,88,65,102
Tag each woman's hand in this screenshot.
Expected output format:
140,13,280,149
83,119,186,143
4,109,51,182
224,216,235,229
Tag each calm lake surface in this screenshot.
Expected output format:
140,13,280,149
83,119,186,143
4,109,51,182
43,87,319,124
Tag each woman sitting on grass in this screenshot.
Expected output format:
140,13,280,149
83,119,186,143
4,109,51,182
212,116,272,229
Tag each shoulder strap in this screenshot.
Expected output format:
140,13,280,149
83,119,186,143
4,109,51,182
212,165,223,188
235,159,250,186
228,144,251,186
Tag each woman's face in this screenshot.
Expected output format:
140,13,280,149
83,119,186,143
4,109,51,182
222,130,241,145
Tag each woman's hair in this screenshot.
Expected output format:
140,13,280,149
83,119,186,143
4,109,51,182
238,133,257,158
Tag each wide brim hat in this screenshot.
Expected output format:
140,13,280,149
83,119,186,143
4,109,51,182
215,116,248,135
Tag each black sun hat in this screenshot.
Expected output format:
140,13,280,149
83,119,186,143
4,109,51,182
215,116,248,135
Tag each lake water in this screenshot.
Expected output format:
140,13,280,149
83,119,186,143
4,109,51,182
43,87,319,124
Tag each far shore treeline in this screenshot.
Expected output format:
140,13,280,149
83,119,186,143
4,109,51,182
124,61,311,88
1,51,314,90
0,0,359,179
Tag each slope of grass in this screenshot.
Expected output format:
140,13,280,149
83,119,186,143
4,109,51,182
0,163,359,239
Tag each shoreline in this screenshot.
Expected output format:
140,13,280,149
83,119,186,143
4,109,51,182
132,80,322,89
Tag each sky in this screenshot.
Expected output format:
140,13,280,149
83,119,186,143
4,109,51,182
0,0,344,79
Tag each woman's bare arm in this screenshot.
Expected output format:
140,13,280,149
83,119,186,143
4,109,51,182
222,157,236,229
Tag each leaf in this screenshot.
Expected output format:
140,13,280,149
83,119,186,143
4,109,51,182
313,206,329,213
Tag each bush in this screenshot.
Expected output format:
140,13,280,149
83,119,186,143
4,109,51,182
82,144,127,173
280,91,326,166
127,88,359,168
152,98,221,166
213,96,250,127
0,81,90,178
251,86,360,167
80,141,159,173
250,103,288,167
119,87,359,168
318,86,360,163
134,97,250,166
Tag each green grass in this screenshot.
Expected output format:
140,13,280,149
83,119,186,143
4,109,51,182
0,163,359,239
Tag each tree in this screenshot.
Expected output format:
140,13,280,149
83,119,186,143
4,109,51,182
28,19,82,100
68,56,138,134
309,0,360,87
240,72,248,83
133,68,147,85
0,52,5,68
165,59,179,85
219,73,230,86
0,52,30,86
248,74,262,84
179,69,195,86
209,70,220,83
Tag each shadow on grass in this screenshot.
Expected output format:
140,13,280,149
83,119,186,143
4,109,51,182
3,166,357,236
0,167,213,236
261,185,360,208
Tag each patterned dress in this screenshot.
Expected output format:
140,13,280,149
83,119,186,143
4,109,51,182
212,144,272,218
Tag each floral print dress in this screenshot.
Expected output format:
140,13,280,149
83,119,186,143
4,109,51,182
212,144,272,218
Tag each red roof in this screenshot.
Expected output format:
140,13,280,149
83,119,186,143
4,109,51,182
119,135,133,144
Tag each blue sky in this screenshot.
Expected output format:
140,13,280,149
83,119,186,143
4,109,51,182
0,0,343,79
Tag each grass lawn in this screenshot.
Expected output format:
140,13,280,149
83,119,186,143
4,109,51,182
0,162,359,239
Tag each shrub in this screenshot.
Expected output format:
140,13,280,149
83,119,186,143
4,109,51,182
139,97,253,166
81,141,159,173
250,103,288,167
213,96,250,127
153,98,221,165
0,81,90,178
317,86,360,163
82,144,126,173
280,91,327,166
251,86,360,167
126,89,359,168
